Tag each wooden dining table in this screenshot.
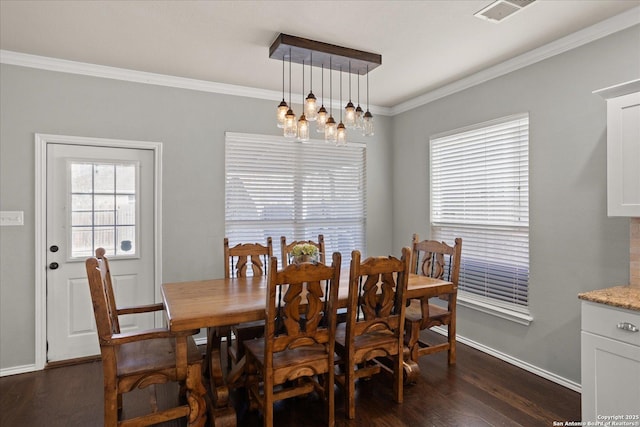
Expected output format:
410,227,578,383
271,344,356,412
162,271,453,427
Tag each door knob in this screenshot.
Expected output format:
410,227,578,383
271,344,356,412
49,262,59,270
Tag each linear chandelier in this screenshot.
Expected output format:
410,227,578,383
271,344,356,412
269,33,381,144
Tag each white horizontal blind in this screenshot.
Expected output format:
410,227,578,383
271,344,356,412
225,132,366,268
430,114,529,307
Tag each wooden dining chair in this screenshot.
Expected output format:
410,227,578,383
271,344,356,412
280,234,326,267
212,237,273,369
334,247,411,420
244,252,342,427
404,234,462,365
85,248,206,427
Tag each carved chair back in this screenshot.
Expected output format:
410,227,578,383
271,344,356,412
224,237,273,278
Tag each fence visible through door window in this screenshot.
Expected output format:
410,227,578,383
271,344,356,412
69,161,138,258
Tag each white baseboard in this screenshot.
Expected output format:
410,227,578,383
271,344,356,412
0,363,38,377
431,326,582,393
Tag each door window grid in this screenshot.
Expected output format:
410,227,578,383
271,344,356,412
69,162,137,258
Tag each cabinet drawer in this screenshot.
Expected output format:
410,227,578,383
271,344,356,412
581,301,640,346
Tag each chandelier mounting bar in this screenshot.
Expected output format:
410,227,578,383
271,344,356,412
269,33,381,76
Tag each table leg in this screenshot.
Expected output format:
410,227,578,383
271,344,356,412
186,363,207,427
225,355,246,388
205,327,237,427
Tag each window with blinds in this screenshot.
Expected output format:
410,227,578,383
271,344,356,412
430,114,529,311
225,132,366,268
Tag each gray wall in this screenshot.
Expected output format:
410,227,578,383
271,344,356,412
0,65,392,369
392,25,640,384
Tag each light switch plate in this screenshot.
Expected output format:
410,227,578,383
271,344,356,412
0,211,24,226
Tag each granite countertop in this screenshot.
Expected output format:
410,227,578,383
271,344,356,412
578,285,640,311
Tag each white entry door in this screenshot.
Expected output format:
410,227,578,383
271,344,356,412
46,142,157,362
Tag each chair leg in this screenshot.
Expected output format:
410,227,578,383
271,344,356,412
345,361,356,419
448,294,457,365
104,386,119,426
263,376,274,427
393,354,403,404
325,371,335,427
448,319,457,365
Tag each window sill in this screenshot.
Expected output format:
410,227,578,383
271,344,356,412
456,292,533,326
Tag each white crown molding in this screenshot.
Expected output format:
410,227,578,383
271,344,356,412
0,49,392,117
1,6,638,118
0,49,281,99
390,5,640,115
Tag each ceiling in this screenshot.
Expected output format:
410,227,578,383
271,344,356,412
1,1,639,110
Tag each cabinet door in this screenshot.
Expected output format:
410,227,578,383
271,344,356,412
607,91,640,217
581,331,640,421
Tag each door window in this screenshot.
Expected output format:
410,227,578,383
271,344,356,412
69,161,138,258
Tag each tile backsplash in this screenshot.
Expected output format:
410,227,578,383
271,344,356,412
632,217,639,288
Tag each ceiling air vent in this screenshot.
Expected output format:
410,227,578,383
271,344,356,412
474,0,536,23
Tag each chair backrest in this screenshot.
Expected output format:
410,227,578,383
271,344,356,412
265,252,341,360
345,247,411,349
411,234,462,286
85,248,120,344
280,234,326,267
224,237,273,278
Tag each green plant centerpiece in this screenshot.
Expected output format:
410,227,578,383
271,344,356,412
290,243,319,264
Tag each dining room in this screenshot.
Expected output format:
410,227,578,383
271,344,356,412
1,1,639,426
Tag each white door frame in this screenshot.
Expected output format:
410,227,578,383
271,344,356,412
35,133,163,370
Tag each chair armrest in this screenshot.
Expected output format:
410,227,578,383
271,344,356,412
106,327,199,345
117,302,164,315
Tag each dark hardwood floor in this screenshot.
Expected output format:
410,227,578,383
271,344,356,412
1,331,581,426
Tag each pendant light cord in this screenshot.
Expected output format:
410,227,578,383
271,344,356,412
309,52,313,93
288,48,292,107
329,57,332,116
366,64,370,110
348,61,352,102
339,66,342,121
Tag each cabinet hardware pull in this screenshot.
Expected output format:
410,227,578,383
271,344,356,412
617,322,639,332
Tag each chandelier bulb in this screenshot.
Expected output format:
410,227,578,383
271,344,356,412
355,104,364,130
337,122,347,146
362,110,374,137
325,116,337,143
344,100,356,129
316,105,327,133
298,114,309,142
305,92,317,122
277,99,288,128
284,108,297,139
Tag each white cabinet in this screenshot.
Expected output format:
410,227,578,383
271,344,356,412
595,80,640,217
581,301,640,422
